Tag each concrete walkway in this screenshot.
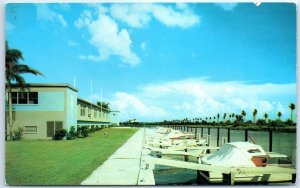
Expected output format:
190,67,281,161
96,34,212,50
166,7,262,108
81,128,147,185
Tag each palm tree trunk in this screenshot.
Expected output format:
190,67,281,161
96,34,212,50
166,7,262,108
8,86,13,140
291,110,293,124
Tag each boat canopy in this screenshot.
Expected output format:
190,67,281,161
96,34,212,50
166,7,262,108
200,142,267,167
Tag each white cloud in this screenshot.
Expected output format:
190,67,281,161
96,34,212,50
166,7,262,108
214,3,238,11
140,42,146,51
75,6,140,66
110,4,152,28
109,78,296,121
68,40,78,46
35,4,67,28
110,92,167,120
151,4,200,28
109,3,200,28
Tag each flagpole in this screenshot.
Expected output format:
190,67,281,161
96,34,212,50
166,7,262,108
90,80,92,109
100,88,102,119
73,74,76,88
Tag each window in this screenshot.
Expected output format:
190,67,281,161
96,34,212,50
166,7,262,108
18,92,28,104
11,92,38,104
12,92,17,104
248,149,261,153
47,121,63,137
80,106,85,116
28,92,38,104
88,108,91,115
25,126,37,134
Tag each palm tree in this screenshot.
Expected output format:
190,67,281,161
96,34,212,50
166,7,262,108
229,114,232,123
232,113,235,122
223,113,227,121
241,110,246,122
278,112,282,121
6,41,43,139
289,103,295,124
264,113,268,123
217,113,220,123
253,109,257,124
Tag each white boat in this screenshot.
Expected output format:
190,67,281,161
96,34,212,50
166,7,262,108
146,129,207,149
164,130,195,140
199,141,269,167
197,141,296,184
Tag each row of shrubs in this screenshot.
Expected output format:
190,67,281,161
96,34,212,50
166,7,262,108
53,125,104,140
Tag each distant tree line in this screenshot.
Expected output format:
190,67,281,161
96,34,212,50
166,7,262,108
122,103,296,129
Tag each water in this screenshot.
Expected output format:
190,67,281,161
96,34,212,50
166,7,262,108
154,155,199,185
153,127,296,185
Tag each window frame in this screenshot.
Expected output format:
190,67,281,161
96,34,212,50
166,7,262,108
11,92,38,105
47,121,63,137
24,126,37,134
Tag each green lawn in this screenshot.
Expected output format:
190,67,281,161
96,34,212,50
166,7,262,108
5,128,138,185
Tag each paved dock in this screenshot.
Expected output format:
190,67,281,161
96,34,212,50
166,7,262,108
81,128,154,185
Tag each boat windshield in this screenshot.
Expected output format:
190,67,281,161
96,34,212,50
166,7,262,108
247,148,261,153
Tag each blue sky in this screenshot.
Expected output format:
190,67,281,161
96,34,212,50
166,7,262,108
6,3,296,122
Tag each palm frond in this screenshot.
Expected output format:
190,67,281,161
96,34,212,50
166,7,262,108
14,75,28,92
14,64,44,76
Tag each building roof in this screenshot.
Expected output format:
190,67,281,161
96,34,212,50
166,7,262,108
9,83,78,92
77,97,110,111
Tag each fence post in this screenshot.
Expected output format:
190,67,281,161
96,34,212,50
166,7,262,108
201,127,204,138
207,135,211,146
245,129,248,142
217,128,220,147
221,137,227,146
208,127,211,135
195,128,197,138
269,129,273,152
227,129,230,143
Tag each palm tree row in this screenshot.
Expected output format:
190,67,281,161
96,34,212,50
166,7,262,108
194,103,295,126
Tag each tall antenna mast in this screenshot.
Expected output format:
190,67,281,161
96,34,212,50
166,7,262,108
100,88,102,118
73,74,76,88
90,80,92,109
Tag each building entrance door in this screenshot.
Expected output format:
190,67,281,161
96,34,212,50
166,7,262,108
47,121,63,137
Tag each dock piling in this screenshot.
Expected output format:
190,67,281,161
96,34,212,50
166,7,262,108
217,128,220,147
221,137,227,146
227,129,230,143
184,148,189,161
207,135,211,146
269,129,273,152
292,173,296,183
222,172,235,185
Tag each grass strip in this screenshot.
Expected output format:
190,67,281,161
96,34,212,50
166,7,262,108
5,128,138,185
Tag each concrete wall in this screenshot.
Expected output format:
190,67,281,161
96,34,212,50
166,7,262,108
13,111,66,139
109,111,120,126
7,84,115,139
77,100,110,125
9,86,76,139
66,89,77,130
